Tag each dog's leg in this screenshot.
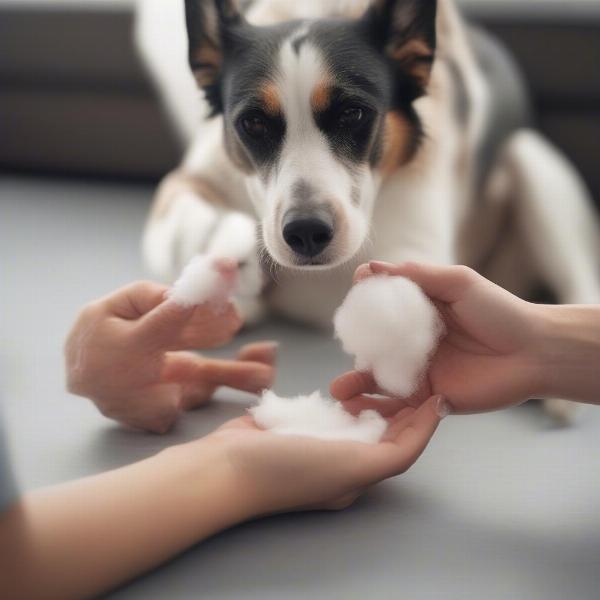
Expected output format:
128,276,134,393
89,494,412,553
504,130,600,304
370,162,459,267
467,156,537,300
500,129,600,422
143,124,267,324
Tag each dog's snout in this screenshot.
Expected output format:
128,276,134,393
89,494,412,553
282,214,334,258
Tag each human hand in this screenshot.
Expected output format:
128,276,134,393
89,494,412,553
208,394,445,515
331,262,545,415
65,263,276,433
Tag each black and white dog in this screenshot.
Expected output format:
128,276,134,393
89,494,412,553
137,0,600,420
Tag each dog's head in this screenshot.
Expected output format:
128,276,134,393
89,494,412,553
185,0,437,268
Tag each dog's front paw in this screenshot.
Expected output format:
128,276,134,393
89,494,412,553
207,212,267,324
143,191,222,282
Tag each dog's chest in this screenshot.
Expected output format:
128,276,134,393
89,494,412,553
266,257,366,329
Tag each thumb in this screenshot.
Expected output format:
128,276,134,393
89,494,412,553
389,394,449,465
369,262,477,304
134,299,198,350
103,281,169,320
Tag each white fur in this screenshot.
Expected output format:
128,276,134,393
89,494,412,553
247,0,371,24
251,390,387,443
501,130,600,305
168,255,236,308
207,212,256,260
142,192,219,282
334,276,444,398
134,0,205,145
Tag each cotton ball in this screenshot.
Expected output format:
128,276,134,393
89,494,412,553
168,255,237,308
334,275,444,398
251,390,387,444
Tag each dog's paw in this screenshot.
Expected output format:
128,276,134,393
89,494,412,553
207,212,267,324
143,191,220,282
144,191,266,322
543,398,579,426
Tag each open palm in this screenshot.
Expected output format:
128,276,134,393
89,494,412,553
212,394,443,516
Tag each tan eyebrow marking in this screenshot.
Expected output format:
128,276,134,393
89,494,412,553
310,80,333,113
259,81,282,116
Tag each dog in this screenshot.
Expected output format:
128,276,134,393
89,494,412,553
136,0,600,421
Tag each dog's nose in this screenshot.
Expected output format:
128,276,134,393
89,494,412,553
283,216,334,258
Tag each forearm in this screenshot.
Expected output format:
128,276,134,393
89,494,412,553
0,439,248,600
533,304,600,405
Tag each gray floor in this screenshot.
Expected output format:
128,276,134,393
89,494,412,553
2,175,600,600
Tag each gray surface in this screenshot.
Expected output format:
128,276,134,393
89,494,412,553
1,176,600,599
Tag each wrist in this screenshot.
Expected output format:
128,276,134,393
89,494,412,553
159,437,255,538
530,304,600,404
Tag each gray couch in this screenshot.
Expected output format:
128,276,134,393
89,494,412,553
1,0,599,204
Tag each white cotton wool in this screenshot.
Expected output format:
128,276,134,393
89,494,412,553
168,255,237,308
334,275,444,398
251,390,387,444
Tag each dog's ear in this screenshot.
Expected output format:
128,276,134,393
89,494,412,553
184,0,244,113
363,0,437,98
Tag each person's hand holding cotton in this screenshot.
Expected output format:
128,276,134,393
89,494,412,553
334,269,445,399
65,259,276,434
332,261,550,418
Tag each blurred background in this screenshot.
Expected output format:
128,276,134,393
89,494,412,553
0,0,599,197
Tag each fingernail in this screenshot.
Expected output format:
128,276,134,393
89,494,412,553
353,264,372,279
260,342,280,364
434,395,451,419
369,261,396,270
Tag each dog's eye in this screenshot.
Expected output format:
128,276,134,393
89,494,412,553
242,114,268,139
338,107,364,128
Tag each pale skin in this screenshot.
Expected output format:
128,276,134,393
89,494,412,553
64,259,276,434
332,261,600,416
1,263,444,600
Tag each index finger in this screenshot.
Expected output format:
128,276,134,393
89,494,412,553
163,353,274,393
